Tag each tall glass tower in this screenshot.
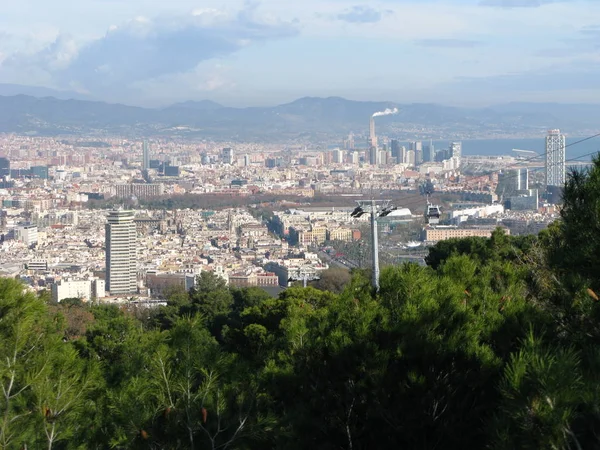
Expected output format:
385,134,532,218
545,129,566,188
105,209,137,295
516,168,529,191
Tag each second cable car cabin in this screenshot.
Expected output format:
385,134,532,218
425,203,441,225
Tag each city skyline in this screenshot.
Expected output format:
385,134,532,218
0,129,581,304
1,1,600,106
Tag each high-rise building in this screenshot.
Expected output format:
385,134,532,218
378,150,388,165
545,129,566,188
142,141,150,171
222,148,234,165
105,209,137,295
450,142,462,159
391,140,402,164
243,154,251,167
434,149,445,163
406,150,416,166
415,149,423,165
424,140,435,163
345,132,355,150
266,157,282,168
410,141,423,165
0,157,9,178
369,146,378,165
333,149,345,164
516,168,529,191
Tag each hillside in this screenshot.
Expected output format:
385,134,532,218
0,94,598,139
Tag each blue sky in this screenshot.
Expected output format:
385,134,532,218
0,0,599,106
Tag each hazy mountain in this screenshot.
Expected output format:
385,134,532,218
490,102,600,127
0,94,597,139
164,99,225,111
0,84,92,101
0,95,155,134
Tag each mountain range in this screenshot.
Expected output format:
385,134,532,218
0,88,598,140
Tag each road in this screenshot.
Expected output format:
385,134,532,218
316,250,357,270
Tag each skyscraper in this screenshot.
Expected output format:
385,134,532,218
369,117,377,148
516,168,529,191
450,142,462,159
545,129,566,188
423,140,435,163
391,140,402,164
105,209,137,295
415,148,423,165
409,142,422,164
345,132,355,150
222,148,234,165
142,141,150,171
333,149,345,164
378,150,387,165
369,146,378,165
0,157,9,177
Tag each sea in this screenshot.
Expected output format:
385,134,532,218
405,138,600,161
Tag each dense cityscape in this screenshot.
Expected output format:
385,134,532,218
0,114,572,302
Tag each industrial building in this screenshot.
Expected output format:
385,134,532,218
421,225,510,242
113,183,164,199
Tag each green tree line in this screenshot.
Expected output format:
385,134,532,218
3,158,600,448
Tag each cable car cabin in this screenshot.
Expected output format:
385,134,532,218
425,204,441,225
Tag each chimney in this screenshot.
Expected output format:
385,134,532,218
369,117,377,148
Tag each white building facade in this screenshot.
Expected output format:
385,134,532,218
105,209,137,295
52,278,105,303
545,129,566,188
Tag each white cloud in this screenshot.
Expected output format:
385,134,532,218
1,0,600,105
0,2,298,96
127,62,236,106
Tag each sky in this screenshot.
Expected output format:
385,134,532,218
1,0,600,107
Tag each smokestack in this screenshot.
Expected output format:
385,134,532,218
372,107,399,118
369,107,398,149
369,117,376,148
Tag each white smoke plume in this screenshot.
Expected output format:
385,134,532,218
372,107,399,117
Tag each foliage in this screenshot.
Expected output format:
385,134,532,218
425,227,536,270
549,156,600,292
311,268,352,293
